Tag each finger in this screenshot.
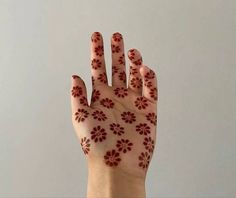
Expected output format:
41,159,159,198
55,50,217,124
128,49,143,94
111,32,126,88
71,75,89,114
140,65,158,103
90,32,108,88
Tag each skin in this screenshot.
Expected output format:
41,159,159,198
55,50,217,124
70,32,158,198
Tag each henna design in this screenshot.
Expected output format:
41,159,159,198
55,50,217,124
116,139,133,153
91,32,101,43
145,70,155,81
100,98,114,109
136,123,151,135
121,111,136,124
118,71,126,83
144,81,152,88
112,32,123,42
80,96,88,106
92,110,107,121
91,126,107,143
143,137,155,153
150,87,157,101
118,53,125,65
138,152,151,169
71,86,83,97
91,89,101,103
110,123,125,136
133,58,142,66
112,44,120,53
80,137,90,155
91,76,95,86
104,149,121,167
98,72,108,84
128,49,136,60
75,109,89,122
114,87,128,98
146,112,157,126
130,77,142,89
135,97,148,110
130,65,138,75
91,58,102,70
94,45,104,57
112,65,119,76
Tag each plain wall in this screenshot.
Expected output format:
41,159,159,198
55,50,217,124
0,0,236,197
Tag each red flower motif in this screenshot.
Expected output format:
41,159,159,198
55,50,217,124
129,65,138,75
112,44,120,53
114,87,128,98
150,87,157,101
144,81,152,88
112,33,123,42
133,58,142,66
135,97,148,110
145,70,155,81
94,45,104,57
80,96,88,106
121,111,136,124
110,123,125,136
91,126,107,143
130,77,142,89
146,112,157,126
118,71,126,83
80,137,90,155
104,149,121,167
138,152,151,169
136,123,151,135
100,98,114,109
71,86,83,97
91,76,95,86
91,89,101,103
72,75,79,79
91,58,102,70
128,49,136,60
112,65,119,76
98,72,107,84
92,110,107,121
91,32,101,43
143,137,155,153
118,53,125,65
75,108,89,122
116,139,133,153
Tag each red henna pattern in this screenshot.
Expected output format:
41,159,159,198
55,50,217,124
130,65,138,75
92,110,107,121
121,111,136,124
143,137,155,153
118,53,125,65
128,49,135,60
80,96,88,106
110,123,125,136
91,58,102,70
75,109,89,122
94,45,104,57
104,149,121,167
150,87,157,101
91,32,101,43
98,72,108,84
130,77,142,89
112,65,119,76
91,126,107,143
91,89,100,103
135,97,148,110
145,70,155,81
133,58,142,66
136,123,151,135
71,86,83,97
116,139,133,153
80,137,90,155
112,44,121,53
100,98,114,109
112,33,123,42
118,71,126,83
114,87,128,98
146,112,157,126
144,81,152,88
138,152,151,169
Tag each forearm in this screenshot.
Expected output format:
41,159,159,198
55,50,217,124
87,161,146,198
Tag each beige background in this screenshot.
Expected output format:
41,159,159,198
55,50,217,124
1,0,236,197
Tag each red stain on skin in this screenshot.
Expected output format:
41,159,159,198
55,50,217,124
94,45,104,57
138,152,151,169
91,89,101,103
75,109,89,122
121,111,136,124
98,72,108,84
135,97,148,110
80,137,90,155
112,33,123,42
116,139,133,153
130,77,142,89
91,76,95,86
111,44,120,53
104,149,121,167
114,87,128,98
71,86,83,97
146,112,157,126
91,126,107,143
91,58,102,70
91,32,101,43
92,110,107,121
143,137,155,153
100,98,114,109
110,123,125,136
136,123,151,135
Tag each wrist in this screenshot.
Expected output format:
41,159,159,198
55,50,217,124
87,159,146,198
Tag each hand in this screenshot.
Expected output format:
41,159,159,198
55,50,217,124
70,32,158,197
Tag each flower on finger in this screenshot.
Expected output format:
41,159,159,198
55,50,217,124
71,86,83,97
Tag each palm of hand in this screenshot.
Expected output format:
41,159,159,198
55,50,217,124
71,32,157,178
